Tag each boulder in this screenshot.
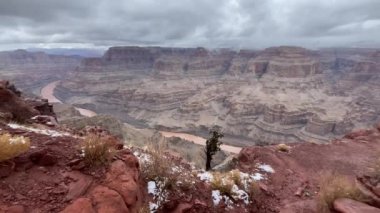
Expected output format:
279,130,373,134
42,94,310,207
0,81,39,121
333,198,380,213
61,198,95,213
105,160,141,212
29,148,58,166
90,185,129,213
64,171,93,201
0,205,25,213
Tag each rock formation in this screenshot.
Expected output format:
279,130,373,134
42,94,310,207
0,50,81,95
53,46,380,145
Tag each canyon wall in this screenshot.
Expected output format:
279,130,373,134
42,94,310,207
53,46,380,145
0,50,81,94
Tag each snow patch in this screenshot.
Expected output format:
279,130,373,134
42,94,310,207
149,202,158,212
147,181,157,195
133,151,151,164
258,164,275,173
147,179,169,212
251,173,264,181
231,184,249,204
197,171,213,182
212,190,221,205
7,123,71,137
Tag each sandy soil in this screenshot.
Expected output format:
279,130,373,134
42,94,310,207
40,81,97,117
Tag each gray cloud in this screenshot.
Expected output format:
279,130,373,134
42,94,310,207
0,0,379,50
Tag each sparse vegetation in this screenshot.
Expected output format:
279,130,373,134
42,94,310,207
80,134,115,166
138,204,150,213
229,169,243,188
277,143,290,152
205,126,224,171
0,133,30,162
211,172,234,197
248,181,261,201
140,142,172,181
317,172,366,213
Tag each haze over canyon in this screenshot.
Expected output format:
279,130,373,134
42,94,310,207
1,46,379,146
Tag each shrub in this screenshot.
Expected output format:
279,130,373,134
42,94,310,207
80,134,115,166
277,143,290,152
0,133,30,162
138,204,150,213
211,173,234,197
317,172,366,213
140,142,171,181
229,170,243,188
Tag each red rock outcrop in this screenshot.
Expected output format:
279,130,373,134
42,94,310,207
0,80,39,121
236,123,380,211
334,198,380,213
61,151,142,213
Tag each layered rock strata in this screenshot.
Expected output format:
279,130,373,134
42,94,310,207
53,46,380,145
0,50,80,94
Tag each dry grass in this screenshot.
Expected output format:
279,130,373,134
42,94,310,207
277,143,290,152
317,172,365,213
229,169,243,188
138,204,150,213
211,172,234,197
80,134,115,166
248,181,262,201
0,133,30,162
140,141,172,181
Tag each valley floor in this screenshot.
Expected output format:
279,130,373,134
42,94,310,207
40,81,243,154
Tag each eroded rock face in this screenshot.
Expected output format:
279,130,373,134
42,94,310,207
0,80,39,121
333,198,380,213
62,151,142,213
0,50,81,94
57,46,380,145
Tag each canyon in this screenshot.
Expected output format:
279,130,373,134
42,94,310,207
0,49,81,95
51,46,380,145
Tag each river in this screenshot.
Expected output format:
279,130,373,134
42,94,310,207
40,81,242,154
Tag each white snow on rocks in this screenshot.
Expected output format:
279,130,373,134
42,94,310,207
258,163,275,173
251,173,264,181
133,151,151,164
7,123,71,137
212,189,234,208
212,190,222,205
231,184,249,204
149,202,158,212
147,179,169,213
148,181,157,195
197,171,213,181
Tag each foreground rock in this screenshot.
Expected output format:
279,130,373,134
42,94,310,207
235,123,380,211
334,198,380,213
0,85,144,212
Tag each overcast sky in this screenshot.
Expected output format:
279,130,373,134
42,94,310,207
0,0,379,50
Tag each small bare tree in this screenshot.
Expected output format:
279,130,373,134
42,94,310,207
205,126,224,171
